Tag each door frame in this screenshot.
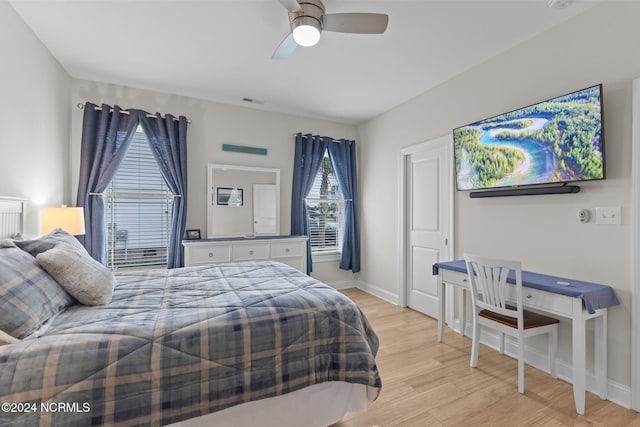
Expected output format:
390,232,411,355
631,77,639,411
398,134,455,308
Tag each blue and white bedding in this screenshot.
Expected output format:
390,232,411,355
0,261,381,426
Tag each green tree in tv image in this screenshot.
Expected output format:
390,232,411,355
491,106,603,181
454,128,525,189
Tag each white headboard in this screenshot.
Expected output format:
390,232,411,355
0,196,27,239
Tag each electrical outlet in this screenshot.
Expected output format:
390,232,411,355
595,207,621,225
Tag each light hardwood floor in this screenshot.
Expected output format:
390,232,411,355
333,288,640,427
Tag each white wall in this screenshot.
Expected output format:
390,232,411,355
69,79,359,284
357,0,640,388
0,1,71,236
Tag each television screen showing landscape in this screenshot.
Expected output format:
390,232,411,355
453,85,604,191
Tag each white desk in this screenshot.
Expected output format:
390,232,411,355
435,263,612,415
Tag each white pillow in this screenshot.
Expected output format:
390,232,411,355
36,243,115,306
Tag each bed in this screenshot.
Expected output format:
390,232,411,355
0,197,381,427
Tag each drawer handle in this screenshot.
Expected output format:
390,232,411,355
208,252,214,258
462,278,468,282
526,294,533,299
249,250,254,255
285,248,290,253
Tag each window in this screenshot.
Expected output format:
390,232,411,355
105,125,173,269
305,153,344,254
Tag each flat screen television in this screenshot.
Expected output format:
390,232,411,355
453,84,605,191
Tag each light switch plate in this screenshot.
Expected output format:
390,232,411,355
595,207,621,225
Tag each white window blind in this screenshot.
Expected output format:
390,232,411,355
305,153,344,254
105,126,173,269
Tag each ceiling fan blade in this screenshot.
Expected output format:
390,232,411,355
277,0,302,13
323,13,389,34
272,33,298,60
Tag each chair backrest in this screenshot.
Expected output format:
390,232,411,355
464,254,523,324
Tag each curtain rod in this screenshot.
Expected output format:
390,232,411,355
77,103,191,124
89,192,181,198
296,133,354,143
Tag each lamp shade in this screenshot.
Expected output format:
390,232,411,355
41,206,86,236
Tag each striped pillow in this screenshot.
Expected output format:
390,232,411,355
0,240,75,339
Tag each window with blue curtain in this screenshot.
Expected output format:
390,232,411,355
305,152,345,255
291,133,360,273
104,125,174,269
77,102,188,268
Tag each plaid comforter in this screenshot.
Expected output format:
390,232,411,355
0,261,381,426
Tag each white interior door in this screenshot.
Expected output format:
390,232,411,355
405,138,452,318
253,184,278,235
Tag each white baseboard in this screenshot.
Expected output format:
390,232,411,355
355,280,399,305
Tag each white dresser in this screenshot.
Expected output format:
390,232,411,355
182,235,308,273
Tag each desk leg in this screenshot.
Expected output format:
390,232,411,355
595,309,608,399
572,299,586,415
437,275,445,342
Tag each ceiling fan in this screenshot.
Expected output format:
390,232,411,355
272,0,389,59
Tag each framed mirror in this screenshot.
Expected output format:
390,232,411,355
207,164,280,238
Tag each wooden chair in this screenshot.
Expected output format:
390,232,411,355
464,254,559,394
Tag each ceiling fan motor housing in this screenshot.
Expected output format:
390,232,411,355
289,0,326,33
273,0,388,58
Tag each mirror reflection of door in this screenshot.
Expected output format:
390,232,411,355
253,184,277,235
207,164,280,238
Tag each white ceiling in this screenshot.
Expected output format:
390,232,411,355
9,0,601,125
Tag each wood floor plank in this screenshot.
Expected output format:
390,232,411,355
333,288,640,427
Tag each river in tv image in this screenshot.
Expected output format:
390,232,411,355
478,118,554,187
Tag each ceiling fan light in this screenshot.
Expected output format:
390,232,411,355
292,18,321,47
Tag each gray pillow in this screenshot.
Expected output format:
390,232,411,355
36,243,115,306
0,240,75,339
15,228,87,258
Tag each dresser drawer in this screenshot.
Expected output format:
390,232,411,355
277,258,306,272
270,242,304,258
188,245,231,264
233,244,269,261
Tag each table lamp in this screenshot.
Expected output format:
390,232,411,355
41,205,86,236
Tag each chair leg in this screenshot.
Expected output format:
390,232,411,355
499,332,505,354
461,289,467,337
470,317,480,368
518,331,525,394
549,327,558,378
